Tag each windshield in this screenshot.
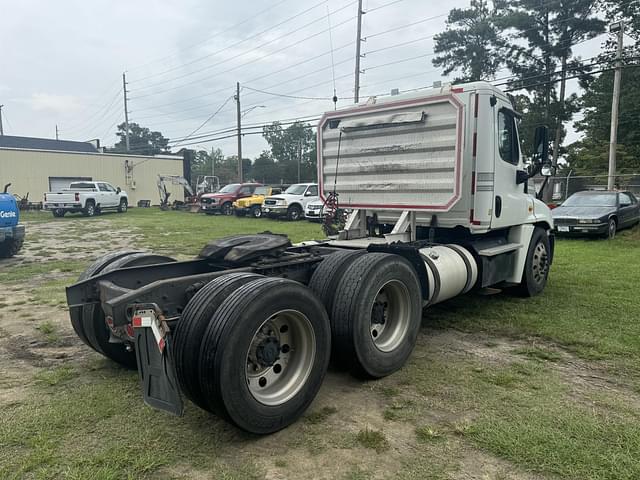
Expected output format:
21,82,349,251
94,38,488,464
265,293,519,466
285,184,307,195
254,186,269,195
219,183,240,193
563,193,617,207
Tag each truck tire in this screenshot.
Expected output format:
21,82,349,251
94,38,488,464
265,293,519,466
331,253,422,378
0,238,23,258
515,227,550,297
72,251,141,353
174,272,263,410
221,202,233,216
198,277,331,434
52,209,66,218
117,199,128,213
287,204,302,221
77,252,175,368
83,201,96,217
308,249,366,315
250,205,262,218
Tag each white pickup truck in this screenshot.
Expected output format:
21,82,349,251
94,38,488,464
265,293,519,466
44,181,128,217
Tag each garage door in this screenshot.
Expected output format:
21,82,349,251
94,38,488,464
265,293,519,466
49,176,92,192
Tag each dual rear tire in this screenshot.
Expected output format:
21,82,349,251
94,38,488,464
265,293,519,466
72,251,175,368
175,274,331,434
310,252,423,378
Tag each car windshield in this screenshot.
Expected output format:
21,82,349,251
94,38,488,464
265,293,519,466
254,186,269,195
562,193,617,207
284,184,308,195
219,183,240,193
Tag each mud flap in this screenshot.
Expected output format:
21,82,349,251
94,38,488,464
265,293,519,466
135,328,184,417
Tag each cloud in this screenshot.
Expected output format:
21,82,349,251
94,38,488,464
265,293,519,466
28,93,83,114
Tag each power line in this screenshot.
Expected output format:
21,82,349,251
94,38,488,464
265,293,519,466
242,86,334,101
130,1,357,96
172,96,235,148
127,0,292,74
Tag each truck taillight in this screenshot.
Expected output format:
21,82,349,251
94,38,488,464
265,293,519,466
75,193,80,201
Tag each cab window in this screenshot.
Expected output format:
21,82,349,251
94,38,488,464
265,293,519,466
498,110,519,166
238,185,254,195
98,183,109,192
306,185,318,196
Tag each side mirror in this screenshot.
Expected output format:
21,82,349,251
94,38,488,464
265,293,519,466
541,165,555,177
116,187,121,194
533,125,549,166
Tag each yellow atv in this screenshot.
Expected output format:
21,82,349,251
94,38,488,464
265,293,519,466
233,186,280,218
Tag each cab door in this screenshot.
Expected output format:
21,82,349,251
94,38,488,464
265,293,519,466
491,103,532,229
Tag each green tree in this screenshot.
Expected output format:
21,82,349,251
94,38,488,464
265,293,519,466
497,0,604,159
262,121,316,184
112,122,170,155
251,151,280,184
432,0,505,82
190,148,225,180
568,66,640,177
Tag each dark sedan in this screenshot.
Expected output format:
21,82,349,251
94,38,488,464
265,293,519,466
552,190,640,239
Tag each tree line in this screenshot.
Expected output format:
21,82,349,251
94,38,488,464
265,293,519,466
432,0,640,181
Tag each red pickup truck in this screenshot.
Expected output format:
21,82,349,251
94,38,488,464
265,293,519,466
200,183,262,215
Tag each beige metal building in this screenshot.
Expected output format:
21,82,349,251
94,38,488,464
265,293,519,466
0,136,185,205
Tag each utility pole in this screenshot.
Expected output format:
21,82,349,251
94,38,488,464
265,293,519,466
298,141,302,183
122,72,130,152
354,0,364,104
0,105,4,136
55,125,59,140
235,82,243,182
608,21,624,191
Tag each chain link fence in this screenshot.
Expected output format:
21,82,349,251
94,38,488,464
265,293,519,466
532,173,640,203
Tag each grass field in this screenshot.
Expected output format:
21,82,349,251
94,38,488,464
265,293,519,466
1,208,639,480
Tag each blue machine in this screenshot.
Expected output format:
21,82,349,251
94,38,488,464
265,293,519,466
0,183,25,258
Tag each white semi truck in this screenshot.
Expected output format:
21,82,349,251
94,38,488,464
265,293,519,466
65,82,554,434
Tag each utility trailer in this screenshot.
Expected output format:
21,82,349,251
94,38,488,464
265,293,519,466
66,82,555,434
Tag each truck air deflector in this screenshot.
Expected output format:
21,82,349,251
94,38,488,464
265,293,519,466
318,94,464,212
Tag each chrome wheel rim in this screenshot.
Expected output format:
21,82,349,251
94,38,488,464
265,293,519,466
532,242,549,285
370,280,411,352
254,208,262,218
246,309,315,406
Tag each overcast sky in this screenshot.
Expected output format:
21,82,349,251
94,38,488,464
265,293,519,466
1,0,607,158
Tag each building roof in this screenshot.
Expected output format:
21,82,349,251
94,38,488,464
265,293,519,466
0,135,97,153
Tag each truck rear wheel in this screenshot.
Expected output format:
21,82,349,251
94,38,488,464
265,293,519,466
74,252,175,368
515,227,550,297
331,253,422,378
83,201,96,217
174,272,263,410
308,249,366,315
198,277,331,434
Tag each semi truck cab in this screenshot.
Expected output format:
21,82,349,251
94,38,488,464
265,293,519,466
0,183,25,258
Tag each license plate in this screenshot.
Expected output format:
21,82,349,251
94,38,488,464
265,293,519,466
558,226,569,232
